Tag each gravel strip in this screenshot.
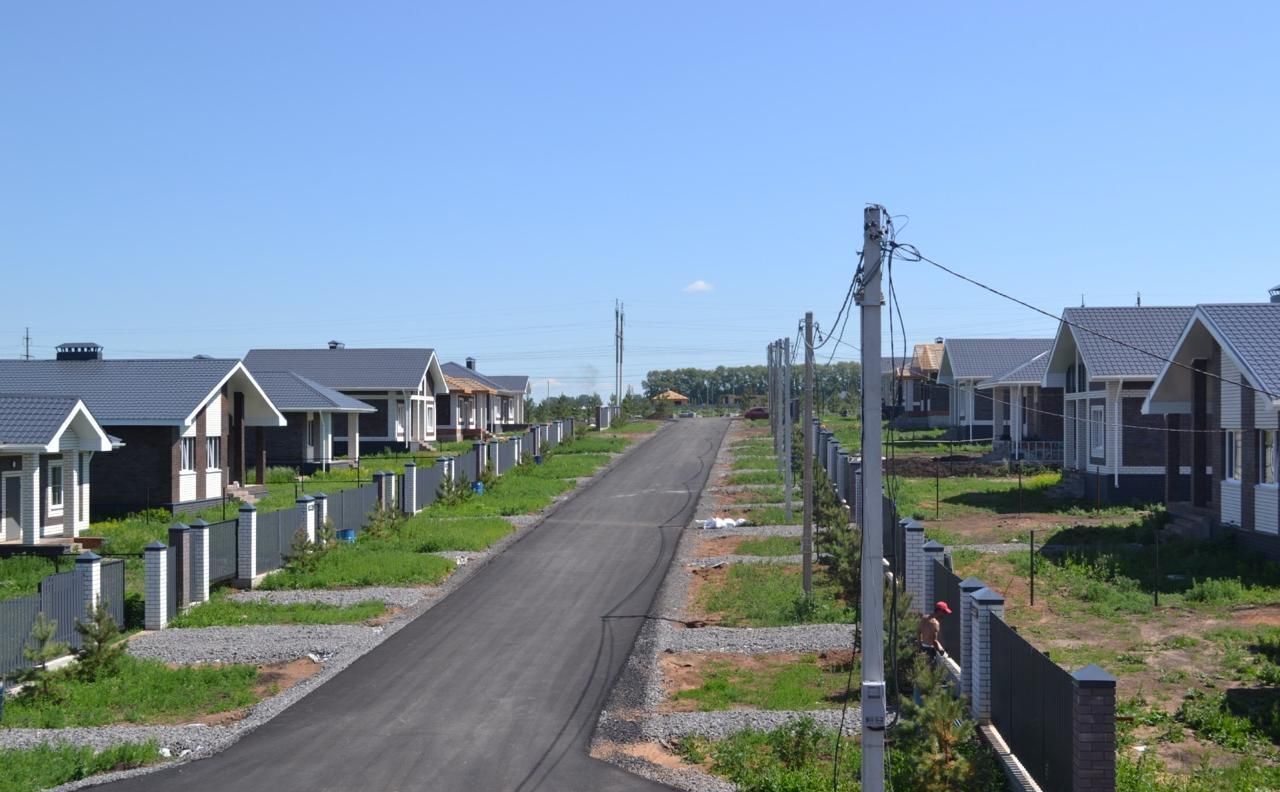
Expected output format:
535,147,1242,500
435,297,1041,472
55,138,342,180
691,523,804,538
956,542,1025,554
600,751,735,792
688,554,804,567
229,587,429,608
127,624,381,666
626,709,864,741
659,623,855,654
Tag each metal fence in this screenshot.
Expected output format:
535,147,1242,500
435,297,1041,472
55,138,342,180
416,465,443,511
256,509,297,573
327,484,378,536
882,496,901,580
990,617,1074,792
2,561,128,677
499,439,517,472
101,560,125,625
933,559,961,655
455,449,478,482
166,545,179,618
209,519,238,584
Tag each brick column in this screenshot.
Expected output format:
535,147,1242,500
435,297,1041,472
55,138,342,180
144,541,168,630
970,587,1004,723
297,495,315,543
75,550,102,616
836,450,848,504
188,519,210,603
313,493,328,536
959,576,984,700
236,504,257,586
167,523,191,610
20,452,39,545
488,440,501,474
847,458,861,519
403,462,418,514
1072,664,1117,792
903,519,926,613
63,450,80,537
923,539,945,608
372,472,386,510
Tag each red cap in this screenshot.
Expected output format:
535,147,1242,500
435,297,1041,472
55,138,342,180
934,601,952,615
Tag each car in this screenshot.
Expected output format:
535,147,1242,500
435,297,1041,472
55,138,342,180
743,406,769,420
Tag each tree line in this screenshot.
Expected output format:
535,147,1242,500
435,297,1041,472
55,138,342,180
641,363,863,411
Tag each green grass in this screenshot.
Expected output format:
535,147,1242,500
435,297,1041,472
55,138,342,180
0,556,63,601
731,455,780,471
381,515,515,552
609,421,659,433
555,435,629,454
735,536,802,556
677,721,862,792
742,505,801,525
891,472,1147,521
0,742,164,792
258,545,454,589
673,654,857,711
427,475,574,517
1117,754,1280,792
698,563,853,627
169,590,386,627
724,470,784,486
0,655,260,728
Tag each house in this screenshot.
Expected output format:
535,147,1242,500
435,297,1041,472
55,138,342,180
1042,306,1194,504
244,344,446,457
883,342,949,429
0,394,115,544
241,371,376,472
975,351,1063,462
1144,299,1280,553
937,339,1054,440
0,343,285,516
437,360,499,440
654,390,690,406
487,375,532,427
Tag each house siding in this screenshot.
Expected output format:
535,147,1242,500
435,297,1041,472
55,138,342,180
1222,480,1242,525
246,412,311,467
1255,486,1279,536
1122,396,1165,467
89,426,178,516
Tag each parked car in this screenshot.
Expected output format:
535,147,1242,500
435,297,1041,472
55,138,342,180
743,406,768,420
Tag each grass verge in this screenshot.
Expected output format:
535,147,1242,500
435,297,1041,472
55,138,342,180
169,590,386,627
0,742,163,792
0,556,63,601
671,652,857,711
696,563,852,627
258,546,454,590
735,536,802,556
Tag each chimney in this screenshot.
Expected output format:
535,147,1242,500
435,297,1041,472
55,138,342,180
328,340,345,350
56,343,103,361
934,337,943,344
466,357,476,371
1270,286,1280,304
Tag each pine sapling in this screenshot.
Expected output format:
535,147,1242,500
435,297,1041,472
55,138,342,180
74,602,123,681
20,613,68,700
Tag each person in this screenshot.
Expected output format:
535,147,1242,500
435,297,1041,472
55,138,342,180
918,600,952,661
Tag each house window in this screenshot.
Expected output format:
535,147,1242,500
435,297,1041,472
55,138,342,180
1259,430,1276,485
1225,431,1242,481
48,462,63,511
206,437,221,470
181,437,197,472
1089,405,1106,458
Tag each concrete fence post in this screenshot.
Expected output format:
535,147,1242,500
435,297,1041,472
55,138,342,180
403,462,418,514
903,520,925,613
236,504,257,586
75,550,102,616
970,587,1004,723
372,472,386,509
436,457,452,489
923,539,945,608
144,541,168,630
488,440,501,475
297,495,316,543
836,450,848,503
167,522,191,611
959,576,985,699
848,457,861,519
313,493,328,536
385,471,396,510
188,519,211,604
1072,664,1117,792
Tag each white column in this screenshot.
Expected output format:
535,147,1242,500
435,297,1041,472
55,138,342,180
959,577,985,697
970,587,1004,723
188,520,210,604
350,417,360,463
20,452,40,545
80,452,92,533
297,495,315,543
923,540,945,608
403,461,418,514
313,493,329,535
904,520,926,614
75,550,102,616
236,504,257,584
145,541,168,630
62,451,80,537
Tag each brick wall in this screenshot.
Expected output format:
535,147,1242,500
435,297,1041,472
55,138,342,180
90,425,177,516
245,412,310,468
974,389,993,421
1122,395,1165,466
1035,387,1064,440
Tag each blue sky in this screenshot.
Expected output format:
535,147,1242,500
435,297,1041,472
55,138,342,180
3,2,1277,396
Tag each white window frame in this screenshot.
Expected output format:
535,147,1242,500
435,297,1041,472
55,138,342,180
1226,430,1242,481
1089,405,1106,458
47,461,63,513
1259,430,1277,486
180,437,197,473
205,437,221,471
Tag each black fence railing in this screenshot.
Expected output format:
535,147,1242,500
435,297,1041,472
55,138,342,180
208,519,238,584
0,561,126,678
990,617,1074,792
933,560,961,655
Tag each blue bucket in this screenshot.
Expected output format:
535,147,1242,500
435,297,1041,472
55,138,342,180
470,481,484,494
534,454,543,465
337,529,356,544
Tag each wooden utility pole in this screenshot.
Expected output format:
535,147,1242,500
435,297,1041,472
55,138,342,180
802,313,814,596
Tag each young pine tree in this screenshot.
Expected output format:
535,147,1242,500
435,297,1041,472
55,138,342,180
20,613,68,700
74,602,124,681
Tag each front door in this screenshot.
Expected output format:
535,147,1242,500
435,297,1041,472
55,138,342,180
3,475,20,542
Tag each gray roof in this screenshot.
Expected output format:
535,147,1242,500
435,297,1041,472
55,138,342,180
0,358,241,424
979,351,1050,388
250,371,376,413
487,375,530,394
1199,304,1280,399
0,394,82,445
442,362,504,391
244,348,436,390
1063,306,1194,379
942,339,1053,380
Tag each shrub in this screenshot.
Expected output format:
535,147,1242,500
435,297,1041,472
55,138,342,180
73,603,124,682
19,613,67,701
1185,578,1246,605
264,466,300,484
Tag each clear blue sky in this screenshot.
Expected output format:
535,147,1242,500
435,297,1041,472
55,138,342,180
3,2,1277,396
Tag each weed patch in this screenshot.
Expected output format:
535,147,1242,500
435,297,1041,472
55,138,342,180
696,564,852,627
169,591,386,627
0,742,163,792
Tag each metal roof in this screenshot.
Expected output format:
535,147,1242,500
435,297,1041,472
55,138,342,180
1062,306,1194,379
1198,304,1280,399
0,394,83,445
487,375,530,394
244,348,437,390
941,339,1053,381
0,358,243,424
249,371,376,413
441,362,504,392
977,351,1051,389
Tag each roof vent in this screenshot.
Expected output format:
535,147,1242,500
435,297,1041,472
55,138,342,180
1270,285,1280,304
934,337,943,344
466,357,476,370
328,340,345,350
193,354,213,360
55,343,103,361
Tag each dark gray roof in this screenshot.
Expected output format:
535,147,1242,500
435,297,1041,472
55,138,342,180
244,348,435,390
1063,306,1194,379
979,351,1050,388
0,359,240,424
1199,304,1280,399
0,394,82,445
442,362,504,391
487,375,530,394
942,339,1053,380
250,371,375,413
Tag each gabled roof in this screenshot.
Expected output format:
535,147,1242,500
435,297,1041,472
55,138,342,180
655,389,689,401
938,339,1053,383
440,362,500,394
977,351,1051,390
913,343,945,373
245,348,440,391
0,394,114,452
487,375,530,395
1197,304,1280,401
250,371,376,413
1048,306,1195,381
0,358,283,426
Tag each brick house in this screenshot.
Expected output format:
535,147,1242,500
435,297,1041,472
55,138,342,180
883,342,951,429
1144,302,1280,556
1042,306,1194,504
0,394,115,544
976,350,1064,462
0,344,285,516
937,339,1053,441
244,344,446,457
241,371,375,472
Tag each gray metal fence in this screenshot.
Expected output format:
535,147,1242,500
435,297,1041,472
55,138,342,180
933,559,961,655
455,449,478,482
990,617,1074,792
329,485,378,536
416,465,443,510
256,510,296,573
2,561,128,677
101,560,125,626
165,546,179,620
209,519,238,584
0,593,40,676
499,440,516,472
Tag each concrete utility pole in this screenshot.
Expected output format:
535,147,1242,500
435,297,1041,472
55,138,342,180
858,205,887,792
783,337,793,522
802,313,814,597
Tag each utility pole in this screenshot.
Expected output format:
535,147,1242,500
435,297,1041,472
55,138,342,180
783,337,793,522
802,313,814,597
858,205,887,792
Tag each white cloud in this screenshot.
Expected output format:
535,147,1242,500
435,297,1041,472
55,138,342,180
683,279,714,293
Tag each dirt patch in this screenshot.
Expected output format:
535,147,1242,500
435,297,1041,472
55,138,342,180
366,605,403,626
696,536,747,557
684,565,728,626
718,489,783,506
922,512,1125,545
189,657,322,726
1233,605,1280,626
592,739,690,769
658,651,857,713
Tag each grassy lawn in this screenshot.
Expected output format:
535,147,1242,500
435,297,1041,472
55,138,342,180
258,545,454,589
738,505,800,525
735,536,802,556
169,590,386,627
730,455,779,471
0,556,64,601
555,435,629,454
695,563,853,627
892,471,1143,521
609,421,660,433
0,655,260,728
0,742,163,792
380,515,515,552
670,652,857,711
724,470,784,486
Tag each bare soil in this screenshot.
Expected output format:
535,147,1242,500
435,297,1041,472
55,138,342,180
683,565,729,626
935,512,1121,544
190,657,322,726
695,536,750,557
591,739,690,770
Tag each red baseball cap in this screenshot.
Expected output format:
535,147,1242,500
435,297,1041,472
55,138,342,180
934,601,952,614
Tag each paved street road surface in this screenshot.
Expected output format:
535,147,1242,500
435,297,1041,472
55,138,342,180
103,418,728,792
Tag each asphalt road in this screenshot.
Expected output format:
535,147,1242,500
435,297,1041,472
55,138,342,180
105,418,728,792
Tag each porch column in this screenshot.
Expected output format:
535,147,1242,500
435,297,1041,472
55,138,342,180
63,450,80,537
991,387,1004,442
20,452,39,545
80,452,92,533
350,418,361,463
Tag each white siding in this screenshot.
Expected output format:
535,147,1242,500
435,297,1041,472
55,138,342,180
205,469,222,496
1221,479,1242,526
1221,357,1242,428
1255,485,1279,535
181,421,198,439
206,400,222,436
1257,393,1278,430
178,471,197,502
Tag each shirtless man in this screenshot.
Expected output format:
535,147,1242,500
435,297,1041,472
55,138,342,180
918,601,952,660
